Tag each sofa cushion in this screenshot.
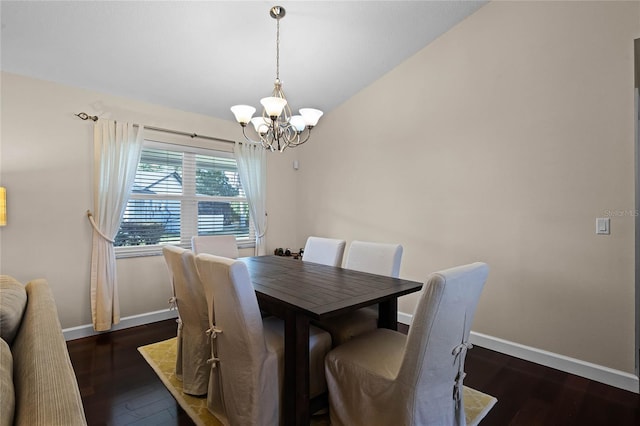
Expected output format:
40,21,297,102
0,337,15,426
0,275,27,345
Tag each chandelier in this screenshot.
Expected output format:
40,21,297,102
230,6,323,152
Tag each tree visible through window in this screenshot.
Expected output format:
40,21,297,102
114,142,252,252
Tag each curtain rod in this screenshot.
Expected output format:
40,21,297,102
75,112,236,145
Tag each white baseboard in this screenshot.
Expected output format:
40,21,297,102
398,311,413,326
397,311,639,394
62,309,179,341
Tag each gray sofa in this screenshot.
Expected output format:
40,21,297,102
0,275,87,426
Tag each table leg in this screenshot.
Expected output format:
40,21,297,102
378,298,398,330
284,310,310,426
295,314,310,425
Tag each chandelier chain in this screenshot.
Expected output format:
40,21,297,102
275,16,280,81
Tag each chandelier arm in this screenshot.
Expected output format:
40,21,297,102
241,125,255,144
260,124,278,151
286,134,302,149
262,137,276,152
242,126,274,152
295,128,312,146
279,87,292,122
280,132,299,148
278,122,296,144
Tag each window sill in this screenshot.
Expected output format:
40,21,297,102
115,240,255,259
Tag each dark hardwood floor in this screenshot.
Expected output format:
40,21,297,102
67,319,193,426
67,319,640,425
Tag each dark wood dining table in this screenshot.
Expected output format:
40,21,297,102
238,255,423,426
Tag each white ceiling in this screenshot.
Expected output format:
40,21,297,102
0,0,487,122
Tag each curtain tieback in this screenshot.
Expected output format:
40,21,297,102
86,210,115,243
256,211,268,238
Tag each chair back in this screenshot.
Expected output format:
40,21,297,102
162,245,184,379
163,246,208,327
195,254,278,426
345,241,403,277
192,235,239,259
302,236,346,267
399,262,489,426
162,245,210,395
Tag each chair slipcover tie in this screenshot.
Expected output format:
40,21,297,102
168,296,177,310
452,312,473,426
206,326,223,339
452,341,473,401
206,326,223,368
452,341,472,426
451,342,473,402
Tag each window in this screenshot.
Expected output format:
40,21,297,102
115,140,253,257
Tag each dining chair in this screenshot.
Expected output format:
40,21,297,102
191,234,239,259
195,254,332,426
302,236,346,267
315,240,403,346
325,262,489,426
162,245,210,396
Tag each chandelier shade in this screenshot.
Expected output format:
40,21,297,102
251,117,270,134
230,6,323,152
299,108,324,127
230,105,256,125
289,115,306,132
260,97,288,118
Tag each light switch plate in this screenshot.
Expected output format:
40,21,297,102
596,217,610,235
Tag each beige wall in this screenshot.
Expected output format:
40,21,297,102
1,0,639,376
297,0,639,373
0,72,298,328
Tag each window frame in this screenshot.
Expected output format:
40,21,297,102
115,136,254,259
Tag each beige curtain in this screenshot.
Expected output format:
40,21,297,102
234,142,267,255
90,120,143,331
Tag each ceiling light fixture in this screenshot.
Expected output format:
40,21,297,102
230,6,323,152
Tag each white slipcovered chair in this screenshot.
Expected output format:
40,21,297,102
195,254,332,426
315,240,403,345
162,245,210,396
302,236,346,267
325,262,489,426
191,235,239,259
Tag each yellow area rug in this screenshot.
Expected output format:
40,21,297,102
139,337,497,426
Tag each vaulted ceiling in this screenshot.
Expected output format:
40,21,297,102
1,1,487,121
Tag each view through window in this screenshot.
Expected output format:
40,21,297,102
115,141,252,256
